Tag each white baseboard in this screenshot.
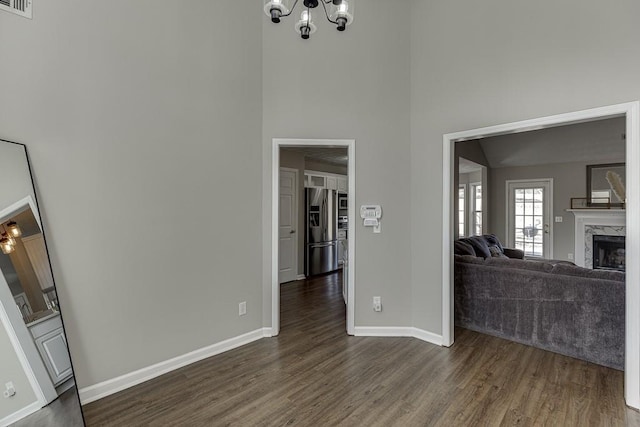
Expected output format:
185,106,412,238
412,327,444,346
55,377,76,395
296,274,306,280
0,400,42,427
79,328,270,405
353,326,443,346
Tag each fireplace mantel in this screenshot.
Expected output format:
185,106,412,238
568,209,626,268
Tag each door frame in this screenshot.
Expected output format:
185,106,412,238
271,138,356,336
442,101,640,409
278,167,299,284
0,196,58,416
505,178,554,259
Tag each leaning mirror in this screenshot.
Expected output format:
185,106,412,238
587,162,626,208
0,139,84,426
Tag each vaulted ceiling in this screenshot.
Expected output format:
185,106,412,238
477,117,626,168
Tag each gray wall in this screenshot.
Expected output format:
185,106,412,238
263,1,412,327
489,161,606,262
1,0,639,408
0,0,263,389
410,0,640,333
0,143,38,419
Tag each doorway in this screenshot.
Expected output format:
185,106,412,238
271,138,356,336
0,197,60,419
506,179,553,259
442,102,640,408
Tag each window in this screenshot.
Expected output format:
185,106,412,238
471,183,482,236
458,185,466,238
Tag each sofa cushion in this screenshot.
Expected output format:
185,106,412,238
551,264,625,283
454,254,485,264
485,257,554,273
454,240,476,256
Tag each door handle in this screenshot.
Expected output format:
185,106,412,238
311,242,334,249
544,224,549,234
290,230,295,234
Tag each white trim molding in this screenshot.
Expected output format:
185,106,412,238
271,138,356,336
569,209,626,268
79,328,270,405
353,327,443,346
442,101,640,409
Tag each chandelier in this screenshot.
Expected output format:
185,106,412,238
0,221,22,255
264,0,355,40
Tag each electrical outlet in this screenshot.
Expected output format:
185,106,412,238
3,382,15,398
373,296,382,312
239,301,247,316
555,216,563,223
568,253,574,260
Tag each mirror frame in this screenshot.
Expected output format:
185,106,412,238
0,138,85,426
586,162,626,208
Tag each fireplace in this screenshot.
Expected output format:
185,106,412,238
592,235,626,272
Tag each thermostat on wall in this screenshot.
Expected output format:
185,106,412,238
360,205,382,233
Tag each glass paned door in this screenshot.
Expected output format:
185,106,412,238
507,180,552,258
471,183,482,236
458,185,466,238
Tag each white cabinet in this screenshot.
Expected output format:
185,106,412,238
29,313,73,386
305,171,347,193
305,173,326,188
326,176,338,190
337,177,348,193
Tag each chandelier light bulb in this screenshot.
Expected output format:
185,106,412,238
7,221,21,238
266,0,351,39
0,236,14,255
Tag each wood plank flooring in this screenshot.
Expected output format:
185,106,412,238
83,271,640,426
10,386,84,427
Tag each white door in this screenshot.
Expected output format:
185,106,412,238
279,168,298,284
506,179,553,259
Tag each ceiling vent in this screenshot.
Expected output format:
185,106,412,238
0,0,32,19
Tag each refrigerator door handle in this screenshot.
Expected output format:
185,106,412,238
322,196,327,241
311,242,334,248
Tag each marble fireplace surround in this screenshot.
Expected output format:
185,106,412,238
569,209,626,268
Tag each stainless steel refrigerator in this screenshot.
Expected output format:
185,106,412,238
305,188,338,276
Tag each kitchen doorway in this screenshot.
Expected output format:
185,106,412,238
271,138,356,336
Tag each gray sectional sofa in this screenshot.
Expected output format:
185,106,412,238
454,235,625,370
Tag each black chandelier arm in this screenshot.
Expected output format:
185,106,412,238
320,0,339,24
279,0,300,18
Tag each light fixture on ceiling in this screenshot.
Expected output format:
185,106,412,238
0,233,14,255
7,221,22,238
264,0,355,40
0,221,21,255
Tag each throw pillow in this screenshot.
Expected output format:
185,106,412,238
465,236,491,258
488,246,508,258
454,240,476,256
484,234,504,252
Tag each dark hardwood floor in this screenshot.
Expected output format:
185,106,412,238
10,386,84,427
83,271,640,426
